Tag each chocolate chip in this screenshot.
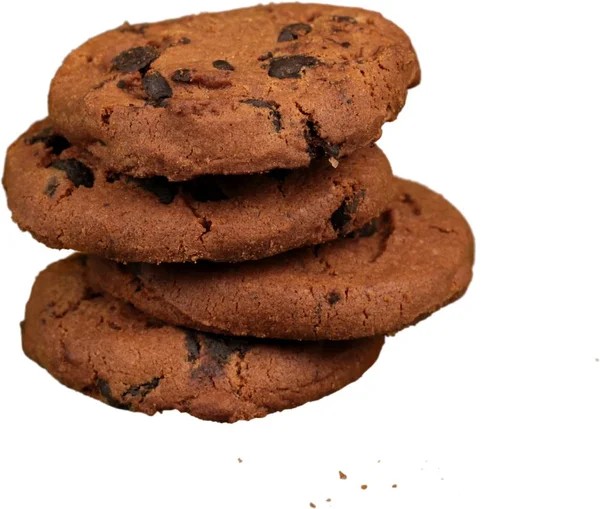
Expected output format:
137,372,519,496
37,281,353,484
341,41,351,48
204,334,249,367
122,377,161,398
97,379,131,410
213,60,234,71
268,55,319,79
278,23,312,42
355,218,378,238
305,120,340,159
44,176,59,198
328,291,342,305
171,69,192,83
188,177,228,202
25,127,71,155
331,190,366,233
332,15,357,24
179,37,191,44
142,72,172,106
401,193,422,216
184,329,201,362
51,159,94,188
112,46,159,73
258,51,274,61
240,99,282,132
137,176,179,204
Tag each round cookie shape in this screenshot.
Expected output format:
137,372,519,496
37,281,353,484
48,4,420,180
88,178,475,341
4,119,395,263
22,256,383,423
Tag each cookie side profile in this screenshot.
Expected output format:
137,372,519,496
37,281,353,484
49,4,420,179
88,178,475,340
4,119,394,263
22,256,384,423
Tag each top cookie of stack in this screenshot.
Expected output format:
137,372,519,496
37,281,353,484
49,3,420,180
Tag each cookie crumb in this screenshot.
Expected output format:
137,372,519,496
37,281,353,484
361,484,368,490
237,458,243,463
310,504,316,508
377,460,381,463
392,484,397,488
339,471,347,480
326,498,331,502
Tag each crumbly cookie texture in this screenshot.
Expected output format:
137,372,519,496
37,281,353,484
88,178,475,340
22,255,384,423
4,119,394,263
49,3,420,180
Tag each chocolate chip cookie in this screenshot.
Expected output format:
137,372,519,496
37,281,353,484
87,178,475,340
48,4,420,180
22,255,384,423
4,119,394,263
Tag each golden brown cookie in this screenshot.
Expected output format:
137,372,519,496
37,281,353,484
48,4,420,179
22,255,384,423
87,178,475,340
4,119,394,263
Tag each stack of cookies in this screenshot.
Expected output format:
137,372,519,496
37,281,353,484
4,4,474,422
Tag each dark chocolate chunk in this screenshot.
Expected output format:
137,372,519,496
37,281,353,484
328,291,342,305
305,121,340,159
332,15,357,24
401,193,422,216
122,377,161,398
213,60,235,71
268,55,320,79
97,379,131,410
112,46,159,73
44,176,59,198
51,159,95,188
179,37,191,44
204,334,250,367
278,23,312,42
188,177,228,202
331,190,366,233
240,99,282,132
142,72,172,106
258,51,274,61
341,41,351,48
137,176,179,204
184,329,201,362
171,69,193,83
25,127,71,155
240,98,277,109
355,218,378,238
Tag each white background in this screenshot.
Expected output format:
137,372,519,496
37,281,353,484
1,1,599,508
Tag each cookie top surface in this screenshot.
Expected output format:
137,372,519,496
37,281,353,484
22,255,383,423
48,3,420,179
88,178,475,340
4,119,394,263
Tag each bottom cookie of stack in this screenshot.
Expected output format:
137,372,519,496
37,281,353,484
22,255,384,423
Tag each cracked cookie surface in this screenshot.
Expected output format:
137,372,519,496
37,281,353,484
87,178,475,340
48,3,420,179
22,255,384,423
4,119,394,263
